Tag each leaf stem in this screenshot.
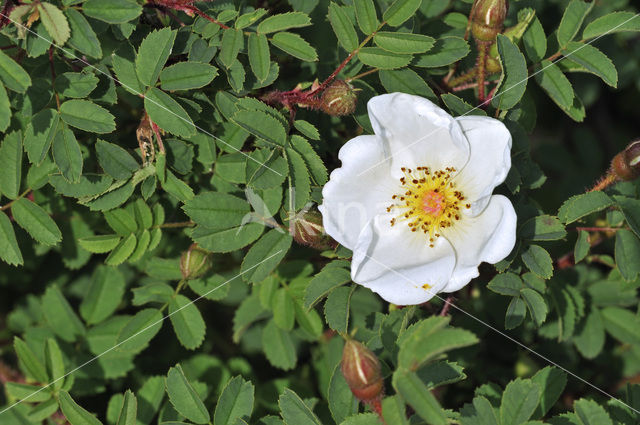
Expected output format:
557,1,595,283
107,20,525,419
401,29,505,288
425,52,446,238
154,221,195,229
346,67,379,83
0,189,32,211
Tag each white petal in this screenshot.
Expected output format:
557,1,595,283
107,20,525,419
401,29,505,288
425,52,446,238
319,135,396,250
454,116,512,213
367,93,469,176
350,213,456,305
442,195,517,292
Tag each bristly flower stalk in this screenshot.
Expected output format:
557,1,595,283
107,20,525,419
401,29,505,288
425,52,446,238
591,140,640,192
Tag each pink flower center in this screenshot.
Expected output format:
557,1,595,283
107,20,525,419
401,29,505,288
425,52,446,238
422,190,445,216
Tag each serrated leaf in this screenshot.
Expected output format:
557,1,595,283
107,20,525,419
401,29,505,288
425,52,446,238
116,390,137,425
305,263,351,308
263,320,297,370
558,191,612,224
117,308,163,353
104,233,137,265
145,87,196,138
557,0,593,47
52,127,83,183
60,99,115,133
82,0,142,24
220,29,244,69
38,2,70,45
59,391,103,425
96,139,139,180
45,338,65,391
80,265,125,325
270,32,318,62
0,50,32,92
324,286,354,334
240,229,292,283
273,289,295,331
66,8,102,58
383,0,421,27
487,272,523,296
278,388,321,425
293,120,320,140
522,16,547,62
357,47,411,69
521,215,566,241
392,369,447,425
328,364,358,424
563,42,617,87
0,211,23,265
257,12,311,34
520,288,548,326
328,3,359,52
160,62,218,91
285,148,310,210
500,378,540,425
531,367,567,418
601,307,640,345
374,32,434,54
574,399,613,425
135,28,176,87
166,365,210,424
78,234,121,253
14,337,48,383
112,44,144,95
582,11,640,40
248,34,271,82
521,245,553,279
0,130,22,199
183,191,250,230
11,198,62,246
613,195,640,238
381,396,408,425
492,34,528,110
615,229,640,282
169,295,206,350
192,223,263,253
4,382,51,403
232,109,287,146
535,61,574,111
55,72,99,98
290,136,327,185
0,83,9,132
214,376,255,425
413,36,470,67
354,0,378,35
505,296,526,329
42,285,85,342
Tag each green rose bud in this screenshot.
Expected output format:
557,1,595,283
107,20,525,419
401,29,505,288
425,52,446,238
180,244,212,280
320,80,358,116
472,0,509,42
341,338,384,403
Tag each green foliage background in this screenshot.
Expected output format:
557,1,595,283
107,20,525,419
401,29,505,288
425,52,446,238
0,0,640,424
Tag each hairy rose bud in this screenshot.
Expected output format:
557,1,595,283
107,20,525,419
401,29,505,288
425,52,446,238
341,339,383,403
180,244,212,280
320,80,358,116
472,0,509,42
290,210,335,250
611,140,640,181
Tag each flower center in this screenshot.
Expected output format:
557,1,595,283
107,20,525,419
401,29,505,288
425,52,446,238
387,166,470,247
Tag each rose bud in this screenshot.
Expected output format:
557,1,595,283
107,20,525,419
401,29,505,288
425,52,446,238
611,140,640,182
472,0,509,42
290,210,335,250
320,80,358,116
341,338,384,403
180,244,212,280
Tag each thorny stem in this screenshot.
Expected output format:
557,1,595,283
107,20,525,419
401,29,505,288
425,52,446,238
448,68,477,89
451,78,497,92
476,42,490,102
369,399,387,424
191,7,230,29
589,171,618,192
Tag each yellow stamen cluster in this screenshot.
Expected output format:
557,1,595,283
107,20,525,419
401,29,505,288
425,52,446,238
387,166,470,247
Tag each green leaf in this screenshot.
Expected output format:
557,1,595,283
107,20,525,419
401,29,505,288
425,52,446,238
382,0,421,27
116,390,137,425
248,34,271,82
273,289,296,331
166,365,210,424
357,47,411,69
82,0,142,24
392,369,447,425
236,8,268,29
521,215,567,241
500,378,540,425
169,295,206,350
78,234,121,253
104,209,137,235
80,265,126,325
136,28,176,87
354,0,378,35
381,396,408,425
505,296,526,329
183,191,250,230
241,229,292,283
535,61,575,111
305,263,351,308
160,62,218,91
285,147,311,210
59,391,104,425
0,83,9,132
374,32,434,54
14,337,48,383
11,198,62,246
531,367,567,418
520,288,548,326
601,307,640,345
96,139,139,180
55,72,99,98
4,382,50,403
24,109,59,165
45,338,65,391
615,229,640,281
522,16,547,62
66,8,102,58
0,211,23,265
340,413,382,424
220,29,245,69
104,233,137,265
214,376,255,425
145,87,196,138
492,34,528,110
0,50,31,92
270,32,318,62
324,286,354,334
328,365,358,424
562,42,617,87
192,223,264,253
112,44,144,95
413,36,470,68
42,285,86,342
60,100,115,134
328,3,359,52
521,245,553,279
613,195,640,238
557,0,593,47
0,131,22,199
232,109,287,146
294,120,320,141
37,2,70,45
278,388,321,425
583,11,640,40
257,12,312,34
573,307,605,359
574,399,613,425
116,308,164,353
290,136,328,185
52,127,83,182
558,192,613,224
263,320,297,370
487,272,523,296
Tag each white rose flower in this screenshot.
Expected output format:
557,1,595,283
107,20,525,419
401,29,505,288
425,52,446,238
319,93,517,306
